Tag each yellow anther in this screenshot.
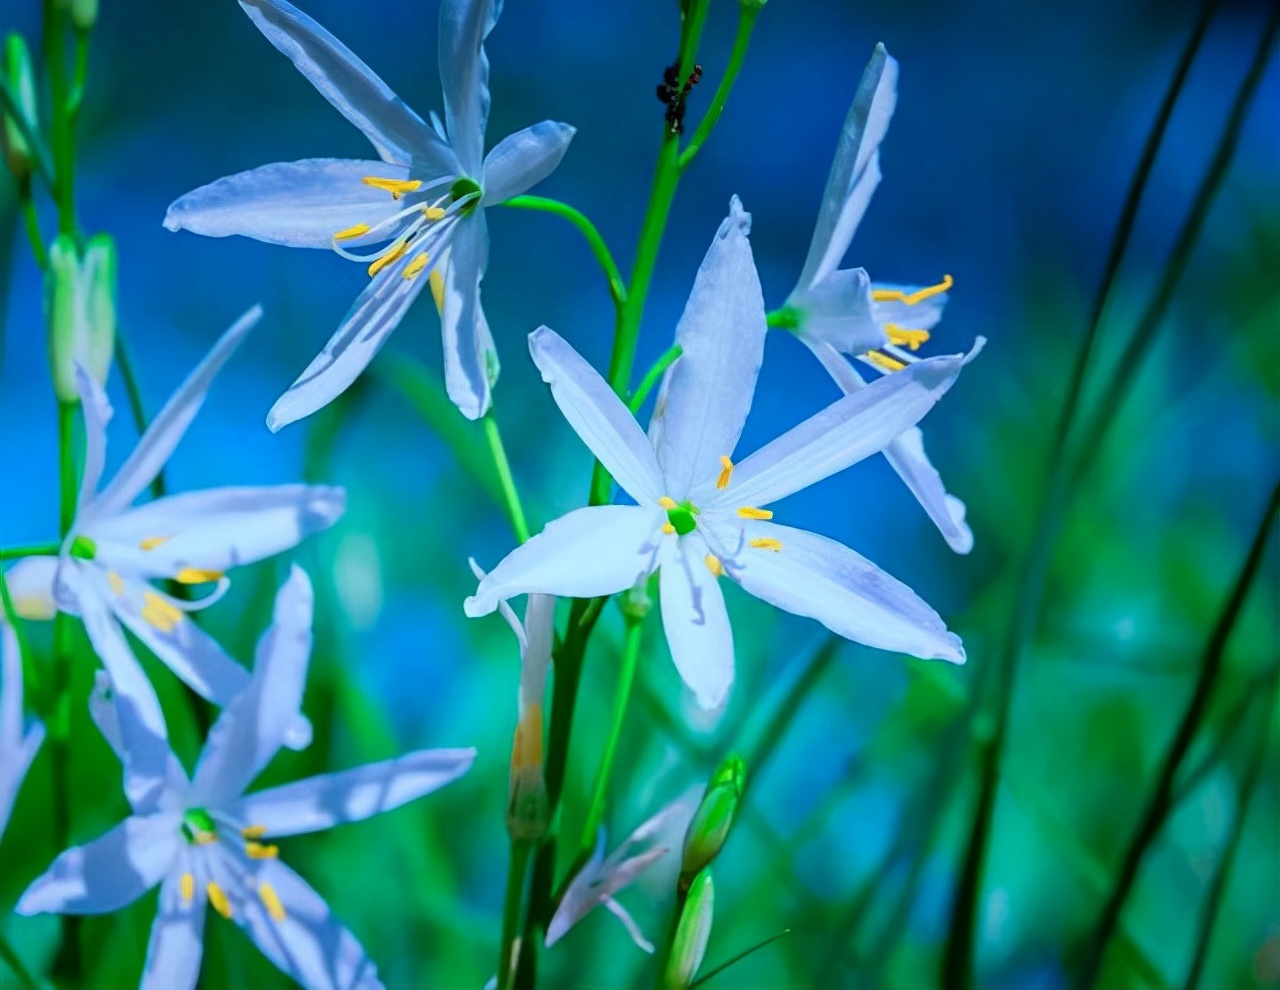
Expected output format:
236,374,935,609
403,253,430,280
749,538,783,552
368,241,408,277
141,592,183,632
715,455,734,490
241,825,268,839
423,205,447,221
704,554,723,577
737,507,773,520
429,269,446,314
259,883,287,922
361,176,422,199
180,873,195,904
658,496,677,509
245,841,279,859
106,571,125,596
511,703,544,771
206,882,232,919
193,831,217,845
175,568,223,585
661,523,676,535
871,275,953,306
864,351,907,373
139,536,169,551
884,325,931,351
332,222,371,242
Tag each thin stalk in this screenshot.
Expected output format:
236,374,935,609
483,411,531,544
629,343,682,414
20,197,46,270
496,840,533,990
43,1,76,234
57,400,76,533
113,333,166,499
499,195,627,311
678,5,759,172
0,542,61,560
1075,479,1280,988
688,929,791,989
0,931,39,990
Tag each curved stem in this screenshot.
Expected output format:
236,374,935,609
678,5,759,172
0,542,61,560
629,343,682,414
499,195,626,312
483,410,531,544
19,197,46,270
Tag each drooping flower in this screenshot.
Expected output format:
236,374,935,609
0,624,44,839
18,567,477,990
467,198,975,709
778,43,976,554
164,0,575,428
53,305,344,752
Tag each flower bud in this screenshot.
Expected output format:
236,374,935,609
2,34,38,184
680,753,745,887
71,0,99,32
664,871,714,989
740,0,768,9
618,576,652,623
47,233,117,403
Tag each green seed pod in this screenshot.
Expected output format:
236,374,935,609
680,753,745,887
664,871,714,989
47,233,117,403
2,34,38,183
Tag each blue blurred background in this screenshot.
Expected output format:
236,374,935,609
1,0,1277,987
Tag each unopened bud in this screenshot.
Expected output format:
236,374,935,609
664,871,714,989
2,34,38,183
740,0,768,9
47,233,117,403
71,0,99,32
680,753,745,887
618,576,652,623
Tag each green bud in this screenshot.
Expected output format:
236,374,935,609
740,0,768,10
2,33,38,183
680,753,745,886
664,871,714,989
71,0,99,32
47,233,117,403
618,576,652,623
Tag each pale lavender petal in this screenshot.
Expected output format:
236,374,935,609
73,363,113,515
659,535,733,710
89,671,190,813
439,0,502,176
0,626,43,836
481,121,575,205
140,868,207,990
790,267,885,356
1,556,58,620
438,213,496,420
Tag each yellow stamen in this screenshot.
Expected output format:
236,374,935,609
864,351,907,373
749,538,783,552
661,523,676,535
193,831,217,846
870,275,953,306
429,269,446,314
241,825,268,839
367,241,408,277
175,568,223,585
206,882,232,919
423,205,447,221
139,536,169,551
332,222,371,242
180,873,195,904
361,176,422,200
715,455,734,490
658,496,677,509
245,841,279,859
511,703,544,771
106,571,125,596
141,592,183,632
884,325,931,351
704,554,723,577
403,253,430,280
737,507,773,520
259,883,287,922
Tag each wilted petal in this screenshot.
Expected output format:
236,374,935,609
229,748,476,838
239,0,453,172
481,121,576,205
164,159,410,249
140,867,207,990
90,306,261,519
726,521,964,662
1,556,58,621
650,197,766,501
791,267,885,356
16,814,180,915
0,626,44,836
439,0,501,176
528,327,662,504
659,535,733,710
192,568,314,807
719,350,968,510
797,44,896,289
465,505,661,616
439,214,497,420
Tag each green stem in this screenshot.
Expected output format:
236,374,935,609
0,931,39,990
499,195,627,311
0,78,54,188
19,196,46,270
483,410,531,544
43,1,76,234
577,614,644,856
678,5,759,172
629,343,682,414
496,840,533,990
0,542,61,560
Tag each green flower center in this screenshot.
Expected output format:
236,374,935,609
182,807,216,844
666,499,699,537
450,177,483,216
69,535,96,560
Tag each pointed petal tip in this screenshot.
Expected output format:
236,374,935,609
940,635,966,665
722,195,751,238
963,336,987,365
463,594,493,618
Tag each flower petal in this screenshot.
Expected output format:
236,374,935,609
164,159,411,249
235,858,383,990
790,267,886,356
73,363,113,515
439,0,501,176
649,197,766,501
0,627,43,837
870,281,949,333
438,213,497,420
1,556,58,621
797,44,897,290
725,521,964,662
659,535,734,710
239,0,453,172
717,350,967,510
465,505,662,616
140,868,207,990
192,568,314,807
528,327,662,504
16,814,180,915
481,121,576,205
88,670,190,813
90,306,261,520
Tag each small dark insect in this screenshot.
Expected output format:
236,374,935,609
656,61,703,135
